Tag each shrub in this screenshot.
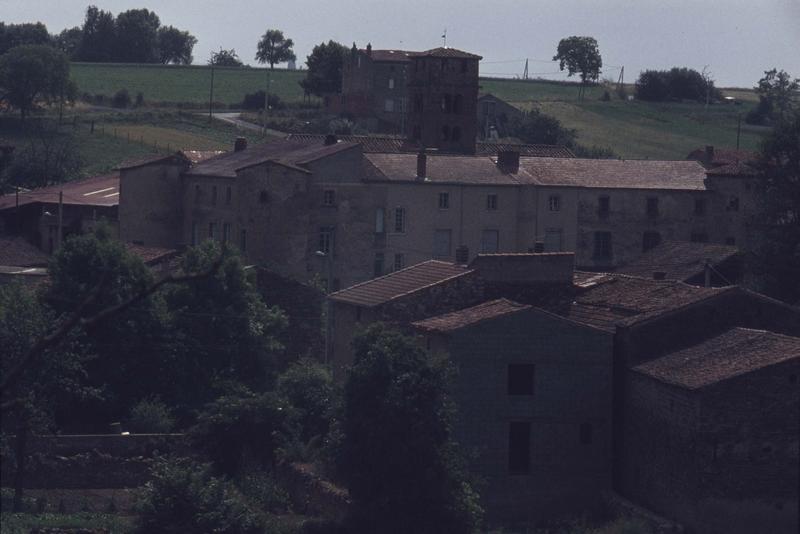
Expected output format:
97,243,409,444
128,397,175,433
135,91,144,107
112,88,131,108
239,471,291,513
135,457,263,534
241,90,284,110
278,358,337,444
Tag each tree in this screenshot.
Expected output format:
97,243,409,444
0,45,71,121
54,27,83,59
750,109,800,303
300,40,347,97
157,26,196,65
3,125,82,189
635,67,721,102
749,69,799,125
506,109,577,146
209,48,243,67
0,22,52,55
76,5,117,62
553,36,602,100
114,8,161,63
339,324,482,534
256,29,296,70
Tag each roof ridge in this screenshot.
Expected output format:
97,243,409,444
328,260,464,299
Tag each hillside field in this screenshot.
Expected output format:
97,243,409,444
69,63,767,160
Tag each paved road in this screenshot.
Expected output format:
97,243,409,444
208,112,287,137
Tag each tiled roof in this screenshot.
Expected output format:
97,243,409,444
0,173,120,211
558,273,730,330
705,162,759,176
521,158,708,190
125,243,180,265
329,260,472,307
413,298,530,333
616,241,740,282
117,152,190,171
686,147,757,166
364,153,529,185
363,49,413,62
180,150,226,164
412,47,482,60
286,134,574,158
0,236,49,266
186,139,359,177
633,328,800,390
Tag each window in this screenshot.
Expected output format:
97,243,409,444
451,126,461,142
579,423,593,445
694,198,706,216
240,229,247,252
441,125,450,141
598,196,610,219
388,77,395,89
225,186,232,205
690,232,709,243
394,253,404,271
438,192,450,209
394,207,405,233
441,94,452,113
642,231,661,252
373,253,384,278
194,184,202,202
208,222,216,239
434,229,452,257
323,189,336,206
725,237,736,246
508,422,531,474
191,221,198,245
375,208,385,233
384,98,395,112
548,195,561,211
487,194,498,210
211,185,217,205
727,196,740,212
453,94,463,114
594,231,612,259
508,364,535,395
544,228,563,252
646,197,659,218
222,222,231,243
481,229,499,253
318,227,334,254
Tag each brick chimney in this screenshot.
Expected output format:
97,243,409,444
497,150,520,173
324,134,338,146
366,43,372,58
234,137,247,152
416,150,427,180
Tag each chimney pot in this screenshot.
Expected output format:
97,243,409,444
416,150,427,180
497,150,520,173
234,137,248,152
324,134,338,146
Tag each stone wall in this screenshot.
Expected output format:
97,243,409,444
119,160,186,248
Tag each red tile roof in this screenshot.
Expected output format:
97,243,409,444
124,243,180,265
329,260,472,307
521,158,708,190
412,47,482,60
705,162,759,176
117,152,190,171
0,236,49,266
0,173,120,211
616,241,740,282
364,153,528,185
633,328,800,390
362,49,413,62
412,298,530,332
180,150,226,164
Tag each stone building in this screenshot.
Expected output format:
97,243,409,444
616,240,741,286
477,93,523,140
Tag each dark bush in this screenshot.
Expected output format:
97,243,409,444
112,88,131,108
636,67,722,102
506,109,577,146
128,397,175,433
241,90,285,110
135,457,263,534
93,93,106,105
135,91,144,107
636,70,670,101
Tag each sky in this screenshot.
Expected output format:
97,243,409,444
2,0,798,87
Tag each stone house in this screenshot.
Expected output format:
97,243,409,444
477,93,523,140
616,240,741,286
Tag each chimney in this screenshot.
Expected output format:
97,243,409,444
705,145,714,161
366,43,372,57
234,137,248,152
455,245,470,264
416,150,427,180
653,271,667,280
497,150,520,173
324,134,338,146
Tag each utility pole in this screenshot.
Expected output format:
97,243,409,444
263,68,272,136
617,66,625,95
736,113,742,150
441,28,447,47
57,191,63,251
208,64,215,122
523,59,529,80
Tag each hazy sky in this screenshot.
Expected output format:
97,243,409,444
2,0,798,87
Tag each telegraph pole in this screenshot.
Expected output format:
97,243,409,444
523,59,529,80
57,191,63,251
208,64,215,122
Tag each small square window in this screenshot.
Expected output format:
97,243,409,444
323,189,336,206
319,227,334,254
508,364,535,395
487,194,498,210
548,195,561,211
394,207,406,233
594,232,612,259
394,253,405,271
373,252,384,278
438,192,450,209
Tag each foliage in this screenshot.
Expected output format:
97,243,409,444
128,396,175,433
572,143,618,159
750,109,800,303
0,22,52,55
300,40,348,97
241,90,285,110
0,45,72,120
112,88,132,108
1,125,82,189
553,36,602,99
209,48,244,67
114,8,161,63
76,6,117,62
747,68,799,125
256,29,296,69
54,26,83,59
339,324,483,534
135,457,263,534
238,471,291,513
189,387,290,477
635,67,721,102
0,512,134,534
278,358,338,445
507,109,577,146
157,25,196,65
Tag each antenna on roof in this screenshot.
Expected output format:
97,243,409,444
441,28,447,47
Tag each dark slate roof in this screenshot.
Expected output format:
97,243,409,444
521,158,708,190
185,139,359,177
412,47,482,59
558,273,731,330
364,153,529,185
286,134,574,158
0,173,120,211
363,49,413,62
0,236,49,267
705,162,759,176
616,241,740,282
633,328,800,390
329,260,472,307
412,298,531,332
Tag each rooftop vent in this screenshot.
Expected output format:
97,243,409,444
497,150,520,173
234,137,248,152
